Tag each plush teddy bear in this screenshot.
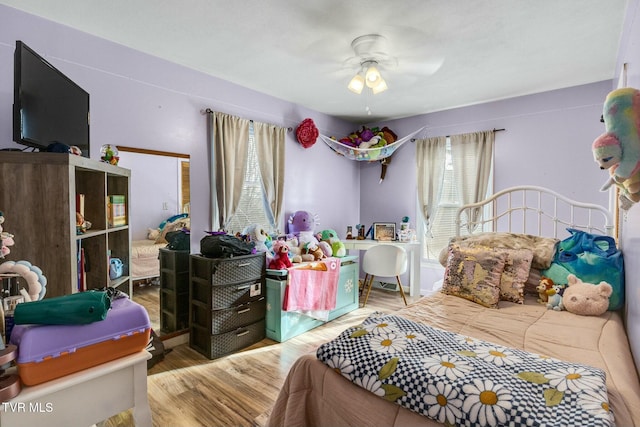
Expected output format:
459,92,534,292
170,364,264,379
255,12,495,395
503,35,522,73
562,274,613,316
268,240,293,270
284,236,303,263
317,229,346,258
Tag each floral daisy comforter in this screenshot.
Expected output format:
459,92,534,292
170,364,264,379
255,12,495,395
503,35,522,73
316,312,613,427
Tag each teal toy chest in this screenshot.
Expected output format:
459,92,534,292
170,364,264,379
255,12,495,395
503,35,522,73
265,255,359,342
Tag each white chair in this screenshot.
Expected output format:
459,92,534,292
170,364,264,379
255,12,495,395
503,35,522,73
362,244,408,307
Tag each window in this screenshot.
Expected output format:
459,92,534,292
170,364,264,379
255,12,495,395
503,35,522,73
422,138,492,261
225,124,270,234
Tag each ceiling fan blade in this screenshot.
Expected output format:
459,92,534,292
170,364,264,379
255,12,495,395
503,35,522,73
399,57,445,76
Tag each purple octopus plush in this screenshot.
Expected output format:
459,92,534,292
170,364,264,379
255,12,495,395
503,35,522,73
287,210,320,248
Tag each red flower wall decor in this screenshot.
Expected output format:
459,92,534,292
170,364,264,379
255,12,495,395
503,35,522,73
296,118,319,149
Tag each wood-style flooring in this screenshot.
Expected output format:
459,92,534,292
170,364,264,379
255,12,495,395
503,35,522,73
104,287,418,427
132,282,160,333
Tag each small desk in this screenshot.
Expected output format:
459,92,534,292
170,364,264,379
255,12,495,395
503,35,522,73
0,350,152,427
342,239,422,297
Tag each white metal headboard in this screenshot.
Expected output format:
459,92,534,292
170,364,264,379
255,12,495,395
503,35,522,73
456,186,613,238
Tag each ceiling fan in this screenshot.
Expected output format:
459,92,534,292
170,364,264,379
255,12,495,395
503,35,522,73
342,33,444,95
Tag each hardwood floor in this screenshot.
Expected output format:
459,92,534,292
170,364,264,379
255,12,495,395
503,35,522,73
132,282,160,333
104,287,419,427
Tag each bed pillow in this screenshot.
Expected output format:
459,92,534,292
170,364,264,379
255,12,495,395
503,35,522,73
495,247,533,304
155,217,190,244
438,232,559,270
441,244,506,308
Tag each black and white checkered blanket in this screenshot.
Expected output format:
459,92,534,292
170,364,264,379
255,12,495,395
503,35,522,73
316,313,613,427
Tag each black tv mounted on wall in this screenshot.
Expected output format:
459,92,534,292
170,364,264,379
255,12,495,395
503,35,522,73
12,40,90,158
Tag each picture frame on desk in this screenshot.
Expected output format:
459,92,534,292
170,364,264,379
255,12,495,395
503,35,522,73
373,222,396,241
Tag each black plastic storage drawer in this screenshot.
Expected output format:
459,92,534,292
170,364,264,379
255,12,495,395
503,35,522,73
191,253,265,286
191,297,266,335
191,279,264,309
189,251,267,359
190,318,266,360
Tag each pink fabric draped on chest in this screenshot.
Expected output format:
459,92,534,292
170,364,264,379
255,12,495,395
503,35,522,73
282,257,342,321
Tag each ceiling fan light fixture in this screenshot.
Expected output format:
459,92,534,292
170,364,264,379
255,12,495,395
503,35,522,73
347,73,365,94
371,78,388,94
364,64,382,88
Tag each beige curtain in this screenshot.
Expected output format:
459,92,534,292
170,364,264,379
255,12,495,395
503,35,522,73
209,111,251,230
416,136,447,232
450,130,495,230
253,121,286,233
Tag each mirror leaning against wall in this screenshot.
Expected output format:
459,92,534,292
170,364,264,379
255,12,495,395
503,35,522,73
116,146,190,339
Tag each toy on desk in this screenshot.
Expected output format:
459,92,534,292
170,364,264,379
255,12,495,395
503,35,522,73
356,224,366,240
398,216,411,242
346,226,354,240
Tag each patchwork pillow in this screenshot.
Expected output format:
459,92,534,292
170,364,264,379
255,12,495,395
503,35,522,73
441,244,506,308
438,232,558,270
495,247,534,304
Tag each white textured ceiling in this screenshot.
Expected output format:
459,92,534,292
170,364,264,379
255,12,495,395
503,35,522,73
0,0,628,123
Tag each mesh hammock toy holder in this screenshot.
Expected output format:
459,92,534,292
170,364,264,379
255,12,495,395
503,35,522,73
319,126,426,162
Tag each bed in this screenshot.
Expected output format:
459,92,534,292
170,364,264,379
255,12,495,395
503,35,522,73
267,186,640,427
131,213,190,281
131,239,166,281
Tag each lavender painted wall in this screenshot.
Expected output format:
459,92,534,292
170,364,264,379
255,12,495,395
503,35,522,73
358,81,614,289
0,5,359,251
0,4,636,311
615,0,640,370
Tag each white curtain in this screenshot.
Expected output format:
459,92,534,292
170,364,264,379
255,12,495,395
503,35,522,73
209,111,251,230
450,131,495,230
416,136,447,233
253,121,286,233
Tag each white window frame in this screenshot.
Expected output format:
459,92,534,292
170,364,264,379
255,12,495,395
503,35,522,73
419,137,493,262
225,123,271,235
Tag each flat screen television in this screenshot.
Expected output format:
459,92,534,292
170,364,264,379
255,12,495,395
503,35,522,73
13,40,90,158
